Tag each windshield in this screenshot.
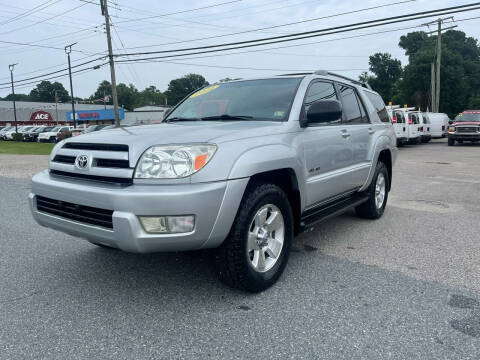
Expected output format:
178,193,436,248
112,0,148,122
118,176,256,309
50,126,61,132
166,78,302,122
455,112,480,122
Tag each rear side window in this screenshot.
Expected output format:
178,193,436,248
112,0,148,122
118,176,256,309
393,111,405,123
365,91,390,123
410,113,419,124
337,85,369,124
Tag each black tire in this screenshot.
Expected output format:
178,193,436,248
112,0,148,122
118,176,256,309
215,182,293,293
355,161,389,220
448,138,455,146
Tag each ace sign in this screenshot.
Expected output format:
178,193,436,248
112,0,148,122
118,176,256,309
30,110,53,121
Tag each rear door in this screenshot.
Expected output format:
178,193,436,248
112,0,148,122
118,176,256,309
407,112,419,139
393,110,407,139
301,80,353,207
336,83,372,188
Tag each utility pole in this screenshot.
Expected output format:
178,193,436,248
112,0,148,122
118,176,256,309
8,63,18,133
65,43,77,129
53,89,59,125
424,18,456,113
430,63,435,112
435,20,442,113
100,0,120,127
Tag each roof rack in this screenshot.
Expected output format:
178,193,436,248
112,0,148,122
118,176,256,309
277,70,372,90
318,71,372,90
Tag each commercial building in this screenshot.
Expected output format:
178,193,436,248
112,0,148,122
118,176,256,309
0,100,117,127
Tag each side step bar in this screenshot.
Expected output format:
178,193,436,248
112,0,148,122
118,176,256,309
299,194,369,232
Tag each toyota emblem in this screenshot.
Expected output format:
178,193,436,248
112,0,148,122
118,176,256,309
75,154,89,169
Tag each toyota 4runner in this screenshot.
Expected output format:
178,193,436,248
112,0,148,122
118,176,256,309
29,71,397,292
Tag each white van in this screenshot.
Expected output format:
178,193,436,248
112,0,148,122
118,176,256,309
409,111,431,143
394,108,419,144
423,112,449,138
387,106,407,146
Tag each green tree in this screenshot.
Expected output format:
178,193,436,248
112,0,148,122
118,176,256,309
91,80,112,104
398,30,480,116
165,73,209,105
116,83,139,110
29,81,69,102
361,53,402,104
138,85,166,106
3,93,32,101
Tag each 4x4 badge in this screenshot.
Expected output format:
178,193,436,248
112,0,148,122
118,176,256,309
75,154,89,169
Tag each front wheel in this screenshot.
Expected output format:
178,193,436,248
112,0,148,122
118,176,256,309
355,161,389,220
215,183,293,292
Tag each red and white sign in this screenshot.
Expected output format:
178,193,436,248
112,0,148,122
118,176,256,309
30,110,53,121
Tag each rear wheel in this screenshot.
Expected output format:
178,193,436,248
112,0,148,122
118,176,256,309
448,138,455,146
215,183,293,292
355,161,389,220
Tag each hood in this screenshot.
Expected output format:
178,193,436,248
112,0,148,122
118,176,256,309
65,121,290,160
453,121,480,126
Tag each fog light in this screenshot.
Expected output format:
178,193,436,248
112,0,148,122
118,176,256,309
139,215,195,234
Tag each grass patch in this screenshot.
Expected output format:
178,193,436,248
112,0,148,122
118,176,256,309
0,141,55,155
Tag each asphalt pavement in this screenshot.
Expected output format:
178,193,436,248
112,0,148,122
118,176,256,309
0,139,479,359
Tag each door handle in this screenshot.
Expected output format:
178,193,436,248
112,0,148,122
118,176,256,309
341,130,351,139
368,128,375,135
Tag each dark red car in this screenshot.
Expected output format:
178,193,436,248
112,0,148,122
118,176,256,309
448,110,480,146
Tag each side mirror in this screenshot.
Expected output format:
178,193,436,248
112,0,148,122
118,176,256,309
305,100,342,126
448,119,453,125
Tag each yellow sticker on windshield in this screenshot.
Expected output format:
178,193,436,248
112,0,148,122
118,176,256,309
274,110,285,117
190,85,219,98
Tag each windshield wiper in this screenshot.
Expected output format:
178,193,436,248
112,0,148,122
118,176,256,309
164,117,201,123
201,114,254,121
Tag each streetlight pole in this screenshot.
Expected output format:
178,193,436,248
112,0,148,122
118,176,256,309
9,63,18,133
65,43,77,129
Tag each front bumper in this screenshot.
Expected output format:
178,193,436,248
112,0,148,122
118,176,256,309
30,170,248,253
449,133,480,141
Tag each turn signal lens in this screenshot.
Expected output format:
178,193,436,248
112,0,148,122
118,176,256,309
139,215,195,234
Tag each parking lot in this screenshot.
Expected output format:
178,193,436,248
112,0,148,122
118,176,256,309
1,139,479,359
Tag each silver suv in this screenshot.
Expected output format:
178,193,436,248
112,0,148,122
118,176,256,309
29,71,397,292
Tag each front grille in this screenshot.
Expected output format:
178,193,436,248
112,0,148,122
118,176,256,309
63,142,128,152
457,127,478,133
36,195,113,229
50,169,133,185
95,158,130,168
53,155,76,164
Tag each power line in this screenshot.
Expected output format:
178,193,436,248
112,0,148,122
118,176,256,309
0,0,62,26
0,57,106,86
117,60,367,73
117,0,416,50
0,63,107,91
0,1,87,36
113,3,480,59
113,0,243,24
115,2,480,56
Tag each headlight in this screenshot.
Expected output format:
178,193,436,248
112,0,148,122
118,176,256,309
448,126,455,133
134,144,217,179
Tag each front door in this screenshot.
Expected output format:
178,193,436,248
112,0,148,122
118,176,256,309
301,80,353,207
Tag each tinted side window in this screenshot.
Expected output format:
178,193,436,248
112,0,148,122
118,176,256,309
303,81,340,125
393,111,405,123
365,92,390,123
338,85,364,124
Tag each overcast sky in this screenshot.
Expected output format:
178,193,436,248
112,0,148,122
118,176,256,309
0,0,478,99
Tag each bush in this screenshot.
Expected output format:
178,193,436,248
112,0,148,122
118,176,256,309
12,133,24,142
